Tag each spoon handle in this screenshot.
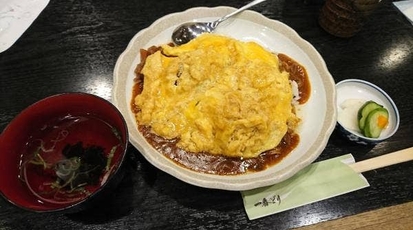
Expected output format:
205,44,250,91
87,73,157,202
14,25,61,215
218,0,267,23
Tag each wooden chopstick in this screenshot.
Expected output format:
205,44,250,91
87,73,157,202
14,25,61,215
349,147,413,173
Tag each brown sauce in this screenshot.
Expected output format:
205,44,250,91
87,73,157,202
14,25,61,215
131,46,310,175
278,53,311,104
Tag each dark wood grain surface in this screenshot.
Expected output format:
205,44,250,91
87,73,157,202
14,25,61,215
1,0,413,229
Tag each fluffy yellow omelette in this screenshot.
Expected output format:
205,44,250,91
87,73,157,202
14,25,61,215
134,34,299,158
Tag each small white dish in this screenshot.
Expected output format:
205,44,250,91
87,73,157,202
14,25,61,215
336,79,400,145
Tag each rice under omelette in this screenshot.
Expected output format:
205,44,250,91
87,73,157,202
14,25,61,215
134,34,299,159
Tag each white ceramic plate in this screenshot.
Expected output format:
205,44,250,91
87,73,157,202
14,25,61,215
113,7,337,191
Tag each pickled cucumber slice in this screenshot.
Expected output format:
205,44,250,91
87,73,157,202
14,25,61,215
363,108,389,138
358,101,383,130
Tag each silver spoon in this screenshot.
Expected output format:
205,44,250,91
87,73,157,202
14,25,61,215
172,0,267,45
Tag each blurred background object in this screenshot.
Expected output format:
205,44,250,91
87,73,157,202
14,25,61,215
319,0,382,37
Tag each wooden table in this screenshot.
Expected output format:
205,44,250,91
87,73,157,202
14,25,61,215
1,0,412,229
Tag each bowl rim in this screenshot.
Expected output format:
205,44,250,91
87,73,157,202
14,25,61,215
336,78,400,142
0,92,129,213
113,6,337,191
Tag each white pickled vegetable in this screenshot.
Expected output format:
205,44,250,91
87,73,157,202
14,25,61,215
337,99,366,132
